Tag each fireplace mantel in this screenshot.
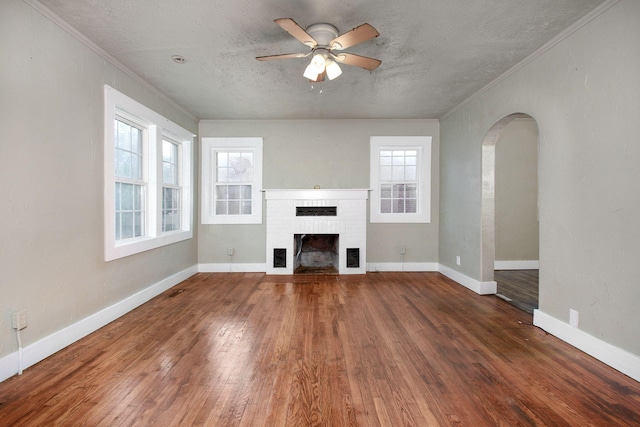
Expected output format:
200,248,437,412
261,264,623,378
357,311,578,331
264,189,370,201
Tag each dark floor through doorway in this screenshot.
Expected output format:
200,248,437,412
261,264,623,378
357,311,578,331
495,269,539,313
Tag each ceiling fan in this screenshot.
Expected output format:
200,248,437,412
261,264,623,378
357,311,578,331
256,18,381,82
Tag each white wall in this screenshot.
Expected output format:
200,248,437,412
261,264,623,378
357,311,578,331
0,0,198,375
440,0,640,358
198,119,440,269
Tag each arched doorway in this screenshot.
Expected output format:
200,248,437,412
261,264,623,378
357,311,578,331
481,113,539,312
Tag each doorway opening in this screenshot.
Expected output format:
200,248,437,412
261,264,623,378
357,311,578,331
481,113,539,313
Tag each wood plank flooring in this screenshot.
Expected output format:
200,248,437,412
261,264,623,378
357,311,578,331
0,272,639,426
495,270,539,314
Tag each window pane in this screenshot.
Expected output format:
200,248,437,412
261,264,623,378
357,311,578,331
393,199,405,213
241,201,252,215
163,162,175,185
405,199,417,213
217,152,229,167
163,140,178,185
405,166,417,181
131,151,141,180
381,199,391,213
134,212,143,236
392,153,405,165
380,155,392,166
115,119,143,180
406,184,417,198
115,182,144,240
381,184,392,198
133,185,142,210
162,187,180,232
120,183,134,210
393,184,405,198
228,185,240,200
227,152,254,182
216,201,228,215
116,120,131,151
217,167,229,182
380,165,392,181
242,185,252,199
228,201,240,215
121,212,133,238
216,185,228,199
392,166,405,181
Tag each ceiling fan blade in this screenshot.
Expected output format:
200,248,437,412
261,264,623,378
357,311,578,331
256,53,308,61
330,23,379,50
334,53,381,70
274,18,317,48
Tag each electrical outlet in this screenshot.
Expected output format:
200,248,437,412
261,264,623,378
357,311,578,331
569,309,579,328
227,248,234,256
456,256,461,266
399,246,406,255
12,310,27,330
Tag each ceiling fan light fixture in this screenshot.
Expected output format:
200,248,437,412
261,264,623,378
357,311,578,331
325,59,342,80
303,62,320,80
303,52,326,80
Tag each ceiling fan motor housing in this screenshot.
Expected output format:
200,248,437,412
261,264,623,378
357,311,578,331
305,23,339,47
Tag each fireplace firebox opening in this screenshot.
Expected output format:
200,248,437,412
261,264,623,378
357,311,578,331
294,234,338,274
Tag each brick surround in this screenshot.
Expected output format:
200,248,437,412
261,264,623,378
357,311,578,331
264,189,369,274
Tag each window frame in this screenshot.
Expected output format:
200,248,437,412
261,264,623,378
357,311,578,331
104,85,194,261
201,137,263,225
370,136,432,223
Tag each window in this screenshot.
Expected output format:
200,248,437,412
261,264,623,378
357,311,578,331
115,119,145,239
162,139,181,232
370,136,432,223
201,137,263,224
104,85,194,261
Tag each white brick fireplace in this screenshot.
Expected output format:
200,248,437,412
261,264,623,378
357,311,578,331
265,189,369,275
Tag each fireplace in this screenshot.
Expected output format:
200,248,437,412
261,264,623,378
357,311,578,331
294,234,339,274
264,189,368,275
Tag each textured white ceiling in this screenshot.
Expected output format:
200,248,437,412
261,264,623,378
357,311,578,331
36,0,605,120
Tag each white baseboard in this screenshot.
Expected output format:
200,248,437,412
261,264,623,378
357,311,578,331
0,265,197,383
198,263,266,273
494,260,539,270
438,264,497,295
533,310,640,382
366,262,439,272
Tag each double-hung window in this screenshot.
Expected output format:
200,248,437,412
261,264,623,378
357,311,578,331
162,139,181,232
104,85,194,261
114,118,145,239
370,136,432,223
201,137,263,224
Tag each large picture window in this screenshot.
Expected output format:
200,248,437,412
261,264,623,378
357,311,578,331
201,138,263,224
370,136,432,223
104,85,194,261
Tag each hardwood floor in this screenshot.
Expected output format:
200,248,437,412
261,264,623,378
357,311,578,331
1,272,639,426
495,270,539,314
